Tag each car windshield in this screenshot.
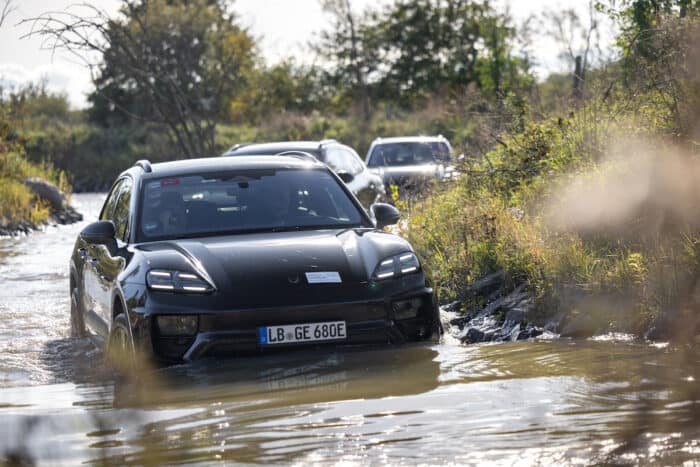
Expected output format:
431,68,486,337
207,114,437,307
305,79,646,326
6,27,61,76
137,168,365,241
367,142,451,167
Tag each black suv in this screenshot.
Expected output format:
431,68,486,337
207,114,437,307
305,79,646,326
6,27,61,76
69,155,440,365
224,140,385,207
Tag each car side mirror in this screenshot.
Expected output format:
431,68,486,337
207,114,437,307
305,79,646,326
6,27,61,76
80,220,117,248
337,171,355,184
371,203,400,229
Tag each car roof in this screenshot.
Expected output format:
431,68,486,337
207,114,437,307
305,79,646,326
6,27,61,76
372,136,450,144
127,155,325,179
223,140,339,156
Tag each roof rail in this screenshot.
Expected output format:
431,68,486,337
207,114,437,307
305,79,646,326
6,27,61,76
134,159,152,173
319,139,338,147
274,150,318,162
226,142,252,153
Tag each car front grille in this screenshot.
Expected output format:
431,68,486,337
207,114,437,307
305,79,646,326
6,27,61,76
197,302,387,332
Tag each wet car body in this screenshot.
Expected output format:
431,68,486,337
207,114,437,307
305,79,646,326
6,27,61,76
69,155,440,365
365,135,457,196
223,140,386,207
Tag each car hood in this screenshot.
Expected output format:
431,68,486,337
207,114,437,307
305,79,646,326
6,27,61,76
130,229,413,308
373,165,439,181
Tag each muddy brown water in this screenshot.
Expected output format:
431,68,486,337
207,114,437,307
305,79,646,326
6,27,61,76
1,193,699,465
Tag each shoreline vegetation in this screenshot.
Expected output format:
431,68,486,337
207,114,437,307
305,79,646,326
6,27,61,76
0,72,82,235
2,1,700,341
401,16,700,341
0,153,82,236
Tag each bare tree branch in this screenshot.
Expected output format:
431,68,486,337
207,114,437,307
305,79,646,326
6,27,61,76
319,0,372,121
0,0,16,29
19,1,254,157
542,0,600,99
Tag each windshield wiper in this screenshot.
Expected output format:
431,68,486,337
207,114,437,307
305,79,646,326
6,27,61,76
270,224,361,233
335,226,375,236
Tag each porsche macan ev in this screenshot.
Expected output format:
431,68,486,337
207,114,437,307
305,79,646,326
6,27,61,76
69,154,440,365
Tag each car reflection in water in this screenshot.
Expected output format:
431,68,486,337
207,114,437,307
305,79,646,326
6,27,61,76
113,344,441,410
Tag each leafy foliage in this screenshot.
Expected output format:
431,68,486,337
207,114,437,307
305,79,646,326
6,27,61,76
315,0,534,110
90,0,255,155
403,8,700,331
0,123,68,227
28,0,256,157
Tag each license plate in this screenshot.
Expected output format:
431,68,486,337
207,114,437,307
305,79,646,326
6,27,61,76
258,321,347,345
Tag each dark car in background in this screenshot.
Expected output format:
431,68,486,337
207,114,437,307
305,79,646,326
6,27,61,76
365,135,457,197
223,140,386,208
69,155,440,366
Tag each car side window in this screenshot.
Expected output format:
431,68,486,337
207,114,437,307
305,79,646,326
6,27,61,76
324,146,354,174
325,146,364,175
346,149,365,176
112,178,133,242
100,179,124,222
367,146,385,167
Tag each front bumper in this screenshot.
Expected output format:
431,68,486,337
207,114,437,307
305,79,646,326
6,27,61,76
130,287,439,363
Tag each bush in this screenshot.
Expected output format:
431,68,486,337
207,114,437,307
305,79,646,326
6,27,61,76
0,178,49,226
403,58,700,331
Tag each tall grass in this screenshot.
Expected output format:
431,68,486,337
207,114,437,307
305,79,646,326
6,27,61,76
402,73,700,332
0,179,50,225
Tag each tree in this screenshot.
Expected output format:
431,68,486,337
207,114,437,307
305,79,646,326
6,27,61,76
314,0,379,120
25,0,256,156
599,0,700,134
543,1,602,100
379,1,533,103
601,0,699,60
229,60,327,124
474,9,533,99
0,0,14,29
315,0,532,109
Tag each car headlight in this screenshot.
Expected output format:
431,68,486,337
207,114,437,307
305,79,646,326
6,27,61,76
146,269,215,293
371,252,421,281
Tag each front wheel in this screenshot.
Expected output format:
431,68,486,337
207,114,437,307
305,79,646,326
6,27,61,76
70,286,86,338
106,314,136,375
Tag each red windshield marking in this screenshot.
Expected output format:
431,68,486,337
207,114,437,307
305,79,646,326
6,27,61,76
160,178,180,186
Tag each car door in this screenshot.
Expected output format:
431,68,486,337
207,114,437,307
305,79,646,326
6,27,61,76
83,177,132,337
82,180,120,336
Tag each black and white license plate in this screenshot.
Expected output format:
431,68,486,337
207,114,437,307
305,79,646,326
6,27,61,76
258,321,347,345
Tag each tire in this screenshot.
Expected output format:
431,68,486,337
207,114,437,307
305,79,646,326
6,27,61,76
106,314,136,375
70,286,86,338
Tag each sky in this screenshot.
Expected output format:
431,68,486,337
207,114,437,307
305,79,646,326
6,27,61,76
0,0,616,109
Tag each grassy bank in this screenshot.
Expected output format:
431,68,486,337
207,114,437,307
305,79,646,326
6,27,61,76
0,151,71,231
402,55,700,335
